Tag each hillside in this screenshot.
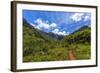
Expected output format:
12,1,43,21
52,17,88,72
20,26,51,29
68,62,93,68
62,26,91,59
64,26,91,44
23,19,68,62
23,19,91,62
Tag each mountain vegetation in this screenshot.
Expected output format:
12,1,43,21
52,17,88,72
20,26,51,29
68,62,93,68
23,19,91,62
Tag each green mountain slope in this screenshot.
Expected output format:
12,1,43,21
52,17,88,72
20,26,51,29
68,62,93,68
23,19,68,62
64,26,91,44
23,19,91,62
62,26,91,59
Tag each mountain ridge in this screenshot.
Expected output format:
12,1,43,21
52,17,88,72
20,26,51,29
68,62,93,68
23,18,90,41
23,19,64,40
23,18,91,62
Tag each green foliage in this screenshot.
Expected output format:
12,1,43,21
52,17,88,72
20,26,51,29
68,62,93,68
64,26,91,44
75,43,91,59
23,19,91,62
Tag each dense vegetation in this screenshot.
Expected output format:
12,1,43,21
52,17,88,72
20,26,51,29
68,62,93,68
23,19,91,62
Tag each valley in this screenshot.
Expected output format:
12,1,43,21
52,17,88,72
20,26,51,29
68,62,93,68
23,19,91,62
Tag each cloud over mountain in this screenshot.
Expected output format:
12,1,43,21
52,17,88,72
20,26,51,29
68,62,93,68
52,28,69,35
23,10,91,36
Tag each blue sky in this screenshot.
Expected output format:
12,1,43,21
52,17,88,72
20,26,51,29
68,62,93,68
23,10,91,35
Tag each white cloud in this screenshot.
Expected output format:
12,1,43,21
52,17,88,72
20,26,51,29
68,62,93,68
50,23,57,28
52,29,59,34
39,23,50,29
70,13,84,22
58,31,67,35
52,28,69,35
34,18,57,30
34,18,42,24
35,18,50,29
30,18,69,35
71,13,91,22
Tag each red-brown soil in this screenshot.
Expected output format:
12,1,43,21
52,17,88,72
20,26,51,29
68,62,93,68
68,50,76,60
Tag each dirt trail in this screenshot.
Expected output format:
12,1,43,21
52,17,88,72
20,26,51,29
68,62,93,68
68,50,76,60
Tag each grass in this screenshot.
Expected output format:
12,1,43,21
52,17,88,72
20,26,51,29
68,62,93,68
23,47,68,62
75,43,91,60
23,43,91,62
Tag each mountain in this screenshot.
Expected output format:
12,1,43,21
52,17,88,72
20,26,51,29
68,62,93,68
63,26,91,44
71,26,91,34
23,18,91,44
23,19,63,40
23,18,91,62
23,19,53,57
23,19,69,62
